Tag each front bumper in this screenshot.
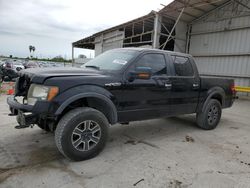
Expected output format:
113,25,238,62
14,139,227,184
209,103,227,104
7,96,53,114
7,96,33,113
7,96,53,126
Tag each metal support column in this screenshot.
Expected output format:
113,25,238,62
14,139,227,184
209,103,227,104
185,24,192,53
100,34,104,53
153,12,161,49
72,44,74,67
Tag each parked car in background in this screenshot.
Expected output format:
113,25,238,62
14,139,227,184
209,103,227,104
2,60,24,72
23,61,40,69
13,61,25,71
0,63,19,82
38,61,46,68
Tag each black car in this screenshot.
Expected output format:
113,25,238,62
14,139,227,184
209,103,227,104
7,48,235,161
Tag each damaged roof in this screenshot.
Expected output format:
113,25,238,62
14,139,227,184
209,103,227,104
159,0,230,23
73,0,231,48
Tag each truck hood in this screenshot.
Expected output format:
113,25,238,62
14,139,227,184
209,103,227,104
19,67,103,84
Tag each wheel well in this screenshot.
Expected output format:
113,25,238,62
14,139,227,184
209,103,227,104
211,94,223,105
60,97,116,124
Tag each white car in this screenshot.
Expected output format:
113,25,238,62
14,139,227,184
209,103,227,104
13,62,25,71
3,60,25,71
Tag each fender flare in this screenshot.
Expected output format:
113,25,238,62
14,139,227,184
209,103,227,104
200,87,225,112
55,92,118,124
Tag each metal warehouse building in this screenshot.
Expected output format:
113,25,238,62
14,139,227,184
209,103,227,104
73,0,250,95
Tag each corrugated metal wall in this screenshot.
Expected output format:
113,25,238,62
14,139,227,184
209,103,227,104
189,1,250,95
174,21,187,53
94,30,124,56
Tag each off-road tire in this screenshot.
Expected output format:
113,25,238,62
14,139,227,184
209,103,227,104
196,99,222,130
55,107,109,161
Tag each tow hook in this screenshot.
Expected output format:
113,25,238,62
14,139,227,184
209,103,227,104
15,124,30,129
15,124,35,129
15,111,37,129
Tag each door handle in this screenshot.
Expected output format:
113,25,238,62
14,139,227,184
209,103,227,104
193,83,199,87
165,83,172,89
193,84,199,90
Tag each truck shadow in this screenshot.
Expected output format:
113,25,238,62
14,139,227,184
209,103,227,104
110,115,197,137
108,115,198,149
0,129,61,171
0,115,198,170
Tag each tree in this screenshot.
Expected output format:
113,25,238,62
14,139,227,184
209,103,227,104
29,45,36,58
51,55,66,62
29,45,33,53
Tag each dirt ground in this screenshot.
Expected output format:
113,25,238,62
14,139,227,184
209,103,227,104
0,94,250,188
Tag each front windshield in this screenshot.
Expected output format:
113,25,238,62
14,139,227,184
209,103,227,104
82,49,139,71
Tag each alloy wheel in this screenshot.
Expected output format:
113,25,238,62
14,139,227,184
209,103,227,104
71,120,101,151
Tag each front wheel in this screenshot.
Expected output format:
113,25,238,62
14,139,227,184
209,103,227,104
55,107,109,161
196,99,222,130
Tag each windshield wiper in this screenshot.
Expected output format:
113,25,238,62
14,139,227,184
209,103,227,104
85,65,100,70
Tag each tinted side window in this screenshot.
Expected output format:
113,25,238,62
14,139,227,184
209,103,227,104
172,56,194,76
135,54,167,75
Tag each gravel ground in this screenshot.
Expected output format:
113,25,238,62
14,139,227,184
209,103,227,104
0,94,250,188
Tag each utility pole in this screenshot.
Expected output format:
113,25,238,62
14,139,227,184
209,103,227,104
72,44,74,67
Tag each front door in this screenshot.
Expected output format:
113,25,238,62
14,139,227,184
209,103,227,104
117,53,172,122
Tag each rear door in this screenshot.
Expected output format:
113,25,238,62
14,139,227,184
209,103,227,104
168,55,200,115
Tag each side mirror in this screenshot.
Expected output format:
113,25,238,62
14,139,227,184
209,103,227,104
128,67,152,82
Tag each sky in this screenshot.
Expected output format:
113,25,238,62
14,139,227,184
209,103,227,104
0,0,173,59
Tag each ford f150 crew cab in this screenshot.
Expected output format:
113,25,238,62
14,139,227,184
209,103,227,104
7,48,235,161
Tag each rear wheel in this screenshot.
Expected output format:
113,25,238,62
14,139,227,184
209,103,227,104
196,99,222,130
55,107,109,161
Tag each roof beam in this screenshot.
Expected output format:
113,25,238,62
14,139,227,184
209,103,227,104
162,2,198,18
161,0,225,16
187,0,224,9
180,10,199,18
233,0,250,10
204,0,218,7
175,0,206,13
191,0,233,24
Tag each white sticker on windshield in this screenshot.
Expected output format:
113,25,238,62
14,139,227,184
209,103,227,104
112,59,127,65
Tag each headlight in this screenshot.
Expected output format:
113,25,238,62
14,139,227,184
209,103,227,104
27,84,59,105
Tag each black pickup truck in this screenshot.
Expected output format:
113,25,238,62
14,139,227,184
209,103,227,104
7,48,235,161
